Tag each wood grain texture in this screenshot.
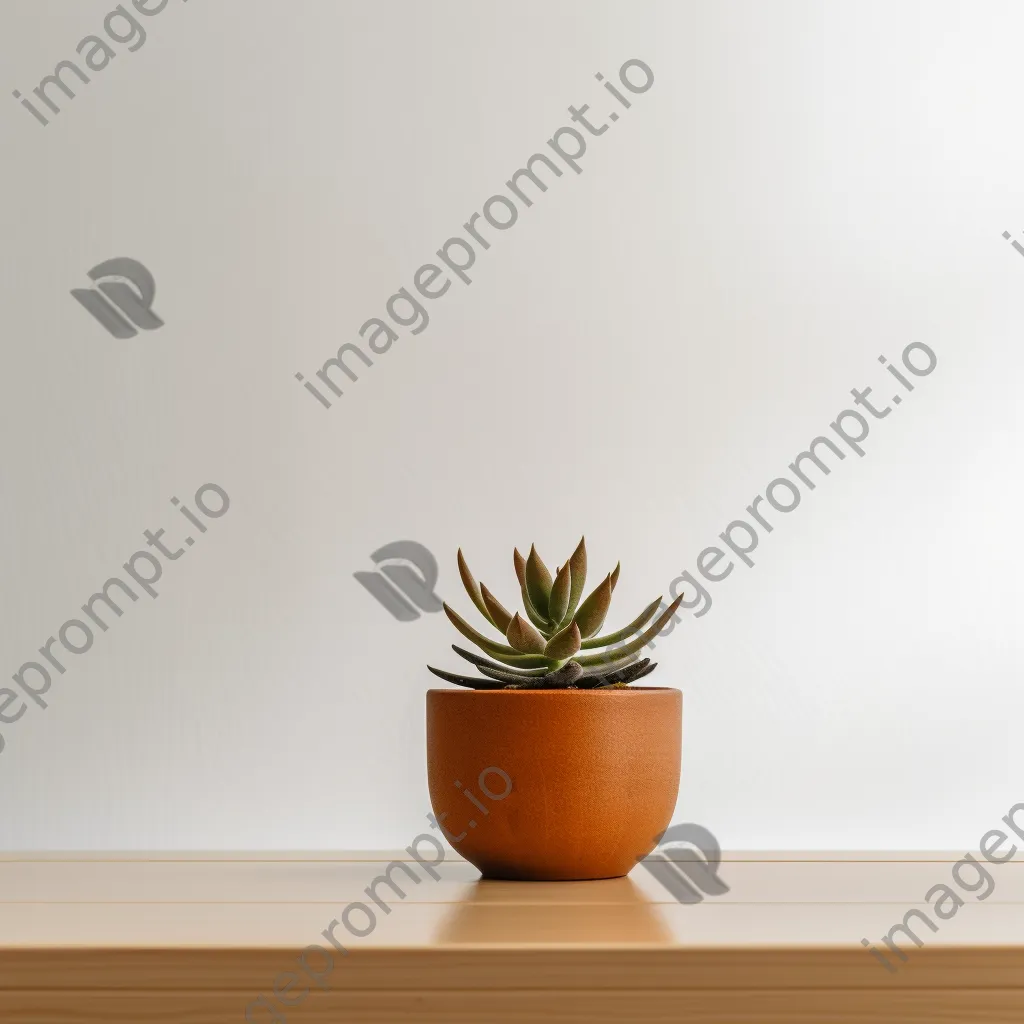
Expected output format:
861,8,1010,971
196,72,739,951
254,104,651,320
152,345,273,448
1,853,1023,1022
3,987,1024,1024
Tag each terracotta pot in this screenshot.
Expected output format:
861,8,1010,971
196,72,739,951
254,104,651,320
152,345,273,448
426,687,682,881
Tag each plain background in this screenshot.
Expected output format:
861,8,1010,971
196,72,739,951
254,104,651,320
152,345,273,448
0,0,1021,850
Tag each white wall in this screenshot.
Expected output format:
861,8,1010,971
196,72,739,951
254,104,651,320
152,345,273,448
1,0,1022,850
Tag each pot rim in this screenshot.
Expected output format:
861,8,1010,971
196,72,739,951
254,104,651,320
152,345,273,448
427,686,680,696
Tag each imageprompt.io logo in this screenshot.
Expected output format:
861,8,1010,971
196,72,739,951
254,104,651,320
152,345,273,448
71,258,163,339
639,823,731,904
355,541,443,622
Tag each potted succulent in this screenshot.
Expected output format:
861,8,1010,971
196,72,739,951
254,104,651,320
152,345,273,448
426,537,684,881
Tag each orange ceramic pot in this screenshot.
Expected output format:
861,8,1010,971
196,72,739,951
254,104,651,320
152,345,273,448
426,687,681,880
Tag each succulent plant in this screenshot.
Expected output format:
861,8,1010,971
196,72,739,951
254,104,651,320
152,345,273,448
426,538,683,690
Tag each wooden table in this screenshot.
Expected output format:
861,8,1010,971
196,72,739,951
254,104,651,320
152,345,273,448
1,850,1023,1022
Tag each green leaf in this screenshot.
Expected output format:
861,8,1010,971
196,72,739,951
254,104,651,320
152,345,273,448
574,574,613,639
525,545,553,619
480,584,513,634
580,597,662,649
544,620,581,660
443,603,526,660
548,563,571,625
451,645,550,677
475,662,544,686
484,649,554,669
563,536,588,623
576,595,683,666
609,561,621,592
457,549,493,625
506,612,548,655
577,650,641,678
514,547,551,631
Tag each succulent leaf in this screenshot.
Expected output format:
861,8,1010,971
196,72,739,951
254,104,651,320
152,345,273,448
480,584,514,634
609,561,621,592
544,620,581,660
475,662,545,685
574,574,613,639
444,604,551,666
563,536,588,623
615,657,653,682
605,659,652,685
623,660,657,684
451,644,551,677
457,549,494,625
576,595,684,666
548,563,571,624
542,660,584,687
482,650,553,669
580,597,662,650
577,650,642,678
514,547,551,631
513,548,527,587
575,658,651,688
443,602,517,655
525,545,553,619
427,665,506,689
591,661,657,688
506,612,548,655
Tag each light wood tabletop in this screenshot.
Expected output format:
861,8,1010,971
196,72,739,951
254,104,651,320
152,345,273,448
1,850,1023,1022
